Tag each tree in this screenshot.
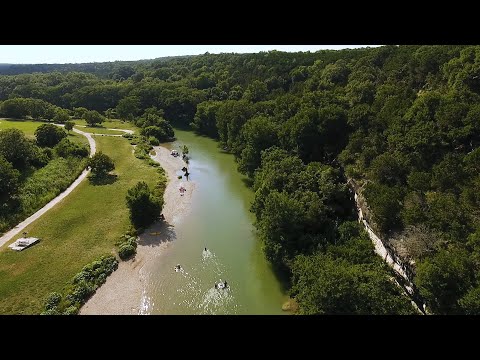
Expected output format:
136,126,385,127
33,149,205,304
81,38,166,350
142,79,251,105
54,138,89,158
116,96,141,121
0,98,31,118
459,286,480,315
73,107,88,119
140,124,174,142
35,124,67,147
0,156,20,215
84,110,105,126
64,121,75,133
0,128,37,170
88,152,115,178
125,181,161,229
53,109,70,124
104,108,116,119
416,248,475,314
290,253,414,314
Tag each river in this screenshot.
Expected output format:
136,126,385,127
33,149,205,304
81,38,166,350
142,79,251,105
140,129,288,314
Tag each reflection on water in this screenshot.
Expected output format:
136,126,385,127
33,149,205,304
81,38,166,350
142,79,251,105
141,129,288,315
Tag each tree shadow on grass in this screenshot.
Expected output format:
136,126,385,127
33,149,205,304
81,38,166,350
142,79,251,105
138,220,176,247
88,173,118,185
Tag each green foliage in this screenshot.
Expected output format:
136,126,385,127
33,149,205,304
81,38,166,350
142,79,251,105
291,251,414,314
54,138,89,158
126,181,161,229
416,248,475,314
88,152,115,177
84,110,105,126
0,98,31,118
41,255,118,315
116,96,141,120
64,121,75,132
117,234,138,260
140,123,174,142
19,157,86,217
133,141,152,160
459,286,480,315
3,45,480,314
44,292,62,310
363,183,405,233
35,123,67,147
148,136,160,146
73,107,88,119
0,156,20,215
0,128,40,170
53,109,70,124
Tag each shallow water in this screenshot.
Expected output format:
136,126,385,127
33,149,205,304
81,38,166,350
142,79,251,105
141,129,288,314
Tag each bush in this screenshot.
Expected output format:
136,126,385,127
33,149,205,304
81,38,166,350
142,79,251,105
63,305,79,315
126,181,161,229
119,244,136,260
122,133,133,139
42,255,118,314
19,157,86,216
88,152,115,178
41,308,61,315
35,124,67,147
44,292,62,310
149,136,160,146
54,138,89,158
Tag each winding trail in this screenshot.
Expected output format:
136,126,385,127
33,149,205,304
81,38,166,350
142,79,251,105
0,125,129,249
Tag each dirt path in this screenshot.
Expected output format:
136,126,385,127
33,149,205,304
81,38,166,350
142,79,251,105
0,127,96,249
80,146,195,315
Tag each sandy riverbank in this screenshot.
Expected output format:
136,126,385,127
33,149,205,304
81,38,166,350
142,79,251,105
80,146,195,315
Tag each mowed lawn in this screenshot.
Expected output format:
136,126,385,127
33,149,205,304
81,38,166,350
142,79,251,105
74,126,125,135
74,119,139,132
0,118,89,146
0,136,160,314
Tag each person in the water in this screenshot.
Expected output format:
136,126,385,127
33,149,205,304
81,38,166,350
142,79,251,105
204,247,207,252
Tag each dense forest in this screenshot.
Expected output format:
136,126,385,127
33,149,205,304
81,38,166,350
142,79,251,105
1,45,480,314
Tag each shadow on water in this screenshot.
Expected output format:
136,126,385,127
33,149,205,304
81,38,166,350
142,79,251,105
138,220,176,247
241,177,254,188
88,173,118,186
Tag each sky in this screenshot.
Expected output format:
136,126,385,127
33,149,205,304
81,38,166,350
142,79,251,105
0,45,379,64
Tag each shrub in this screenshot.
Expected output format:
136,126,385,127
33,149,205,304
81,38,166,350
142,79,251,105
126,181,161,229
119,244,136,260
63,305,79,315
41,308,61,315
55,138,89,158
44,292,62,310
41,255,118,314
149,136,160,146
35,124,67,147
88,152,115,178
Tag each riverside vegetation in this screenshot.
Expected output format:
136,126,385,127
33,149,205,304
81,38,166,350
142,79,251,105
2,45,480,314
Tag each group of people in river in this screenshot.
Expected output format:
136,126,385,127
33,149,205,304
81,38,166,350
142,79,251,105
174,247,229,291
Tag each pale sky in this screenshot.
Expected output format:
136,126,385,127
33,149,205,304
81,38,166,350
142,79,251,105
0,45,380,64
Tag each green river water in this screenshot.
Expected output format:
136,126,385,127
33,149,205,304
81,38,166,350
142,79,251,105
140,129,288,314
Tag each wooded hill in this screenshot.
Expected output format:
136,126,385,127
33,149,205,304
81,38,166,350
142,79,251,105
2,45,479,314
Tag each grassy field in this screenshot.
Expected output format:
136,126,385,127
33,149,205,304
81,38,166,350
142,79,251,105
0,118,89,146
0,136,160,314
74,126,125,135
73,119,139,132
